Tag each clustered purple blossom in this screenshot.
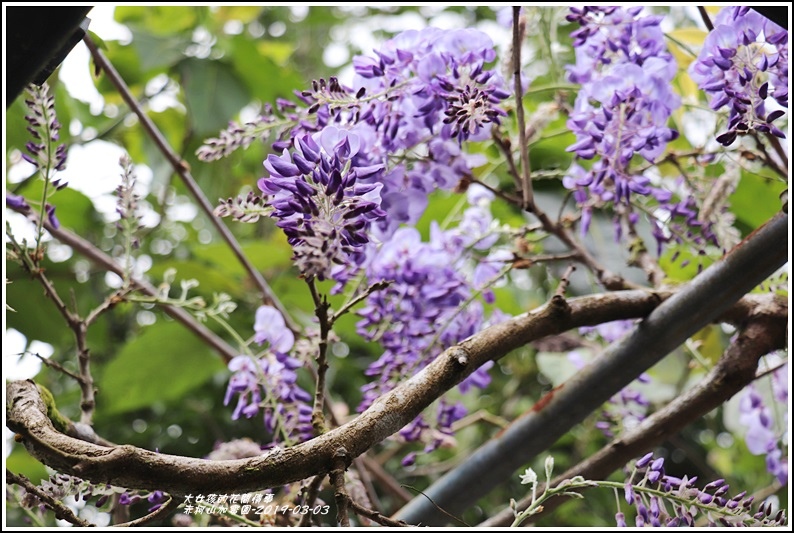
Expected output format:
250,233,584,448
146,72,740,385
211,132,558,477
563,7,723,259
619,452,787,526
258,126,386,283
738,363,788,485
564,7,680,210
211,27,508,245
224,305,313,444
22,83,68,174
689,7,788,145
355,189,510,461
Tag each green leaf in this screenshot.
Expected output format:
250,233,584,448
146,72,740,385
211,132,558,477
115,6,200,36
229,35,303,102
129,27,190,72
731,171,787,229
5,264,73,347
6,446,50,484
177,58,251,135
96,321,225,415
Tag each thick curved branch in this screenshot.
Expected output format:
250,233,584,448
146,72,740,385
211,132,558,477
481,305,788,526
7,288,672,497
394,212,788,525
6,280,785,506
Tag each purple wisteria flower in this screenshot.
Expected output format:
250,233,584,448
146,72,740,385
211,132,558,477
224,305,313,444
619,453,786,526
564,7,680,214
562,7,724,260
738,364,788,485
355,190,509,458
258,126,386,283
689,7,788,145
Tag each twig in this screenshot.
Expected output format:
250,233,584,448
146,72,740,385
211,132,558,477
622,208,666,287
331,280,391,325
330,448,351,526
512,7,535,211
697,6,714,31
359,455,414,505
22,351,84,383
114,496,179,527
347,498,410,527
554,264,576,299
402,485,469,526
297,474,326,527
6,200,238,364
6,469,93,527
491,130,524,200
82,34,297,333
307,278,331,436
470,173,522,206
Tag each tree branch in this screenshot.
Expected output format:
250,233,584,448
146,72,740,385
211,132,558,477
6,469,93,527
82,34,297,333
7,288,674,498
480,308,788,526
393,211,788,525
7,200,239,364
512,6,535,211
6,279,784,506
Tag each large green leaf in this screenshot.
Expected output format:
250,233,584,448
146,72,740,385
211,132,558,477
177,58,251,135
731,171,787,229
229,35,303,103
96,321,225,415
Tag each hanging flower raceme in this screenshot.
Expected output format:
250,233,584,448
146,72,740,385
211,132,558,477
689,6,788,145
355,189,510,461
258,126,386,283
564,7,680,210
224,305,313,445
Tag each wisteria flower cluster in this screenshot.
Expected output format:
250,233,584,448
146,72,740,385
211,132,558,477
618,452,787,526
689,6,788,145
224,305,314,445
738,361,788,485
562,7,723,260
563,7,680,209
355,188,510,460
258,126,386,282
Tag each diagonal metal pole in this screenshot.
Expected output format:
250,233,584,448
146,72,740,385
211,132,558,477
394,211,789,525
